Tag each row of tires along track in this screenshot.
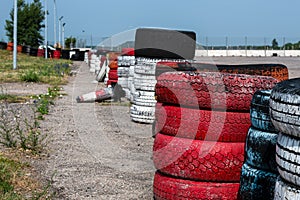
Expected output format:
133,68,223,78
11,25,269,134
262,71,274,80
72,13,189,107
87,48,298,200
86,28,300,199
0,41,86,60
86,48,300,199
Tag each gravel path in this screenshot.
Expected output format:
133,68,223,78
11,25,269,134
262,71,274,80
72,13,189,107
34,61,155,200
22,57,300,199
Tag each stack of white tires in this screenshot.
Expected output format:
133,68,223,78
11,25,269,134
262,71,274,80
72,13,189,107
130,58,162,123
117,55,135,100
130,28,197,124
89,54,99,74
270,78,300,200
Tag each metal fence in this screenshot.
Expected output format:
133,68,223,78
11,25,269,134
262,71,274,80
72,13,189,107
196,37,300,50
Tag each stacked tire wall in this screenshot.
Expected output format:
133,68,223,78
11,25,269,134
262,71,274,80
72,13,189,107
117,48,135,100
238,90,280,200
130,58,159,124
269,78,300,199
130,28,197,124
153,71,279,199
107,52,121,86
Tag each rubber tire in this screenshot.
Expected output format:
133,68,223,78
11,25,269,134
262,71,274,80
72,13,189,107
134,91,156,107
117,55,135,66
192,63,289,82
276,133,300,187
155,72,278,111
238,163,278,200
117,66,130,77
274,178,300,200
134,74,157,91
155,104,251,142
130,105,155,124
153,133,245,182
108,69,118,80
135,58,159,75
155,61,197,77
245,127,278,172
250,90,277,132
117,77,128,89
154,171,240,200
270,78,300,138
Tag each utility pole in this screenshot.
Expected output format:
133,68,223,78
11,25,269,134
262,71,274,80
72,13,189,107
62,23,66,49
58,16,63,47
13,0,18,69
45,0,48,59
53,0,57,47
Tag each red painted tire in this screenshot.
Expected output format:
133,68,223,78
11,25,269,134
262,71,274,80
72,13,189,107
121,48,135,56
108,69,118,80
155,62,288,81
153,133,244,181
154,172,239,200
106,80,118,86
155,72,278,111
155,104,251,142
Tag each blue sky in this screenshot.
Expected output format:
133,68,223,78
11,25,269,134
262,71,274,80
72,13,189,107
1,0,300,46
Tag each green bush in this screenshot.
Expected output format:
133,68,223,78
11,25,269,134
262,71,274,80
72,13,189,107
21,70,40,82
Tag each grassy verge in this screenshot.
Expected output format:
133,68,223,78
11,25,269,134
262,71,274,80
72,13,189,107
0,152,52,199
0,50,72,85
0,49,72,199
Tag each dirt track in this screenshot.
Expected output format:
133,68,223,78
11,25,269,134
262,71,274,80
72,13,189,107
3,57,299,199
29,61,154,200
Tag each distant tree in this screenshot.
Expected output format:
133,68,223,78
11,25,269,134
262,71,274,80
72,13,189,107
5,0,45,47
65,37,76,49
272,38,279,50
284,43,294,50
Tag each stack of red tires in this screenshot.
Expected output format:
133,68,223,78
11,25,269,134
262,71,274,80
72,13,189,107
153,71,279,199
107,52,121,86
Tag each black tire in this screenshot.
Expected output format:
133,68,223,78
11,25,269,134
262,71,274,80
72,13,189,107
270,78,300,138
250,90,277,132
134,28,196,60
274,178,300,200
0,42,7,50
276,133,300,187
238,163,278,200
29,47,38,56
245,127,278,172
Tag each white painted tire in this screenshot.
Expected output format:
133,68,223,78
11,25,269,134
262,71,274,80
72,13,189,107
133,90,156,107
117,77,129,89
270,78,300,138
118,56,135,66
95,61,107,82
117,66,130,77
276,133,300,187
129,65,135,77
133,74,156,91
274,178,300,200
134,58,161,75
130,105,155,124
